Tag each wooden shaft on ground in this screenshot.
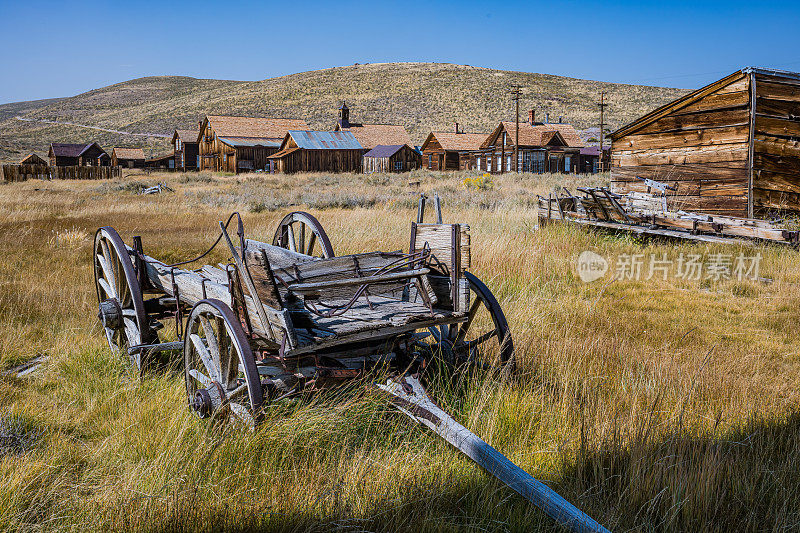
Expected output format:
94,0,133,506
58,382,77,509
378,376,610,533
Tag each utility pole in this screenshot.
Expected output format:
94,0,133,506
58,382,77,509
598,91,608,171
510,85,522,173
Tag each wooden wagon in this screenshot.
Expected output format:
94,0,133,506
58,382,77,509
94,199,513,426
92,198,612,532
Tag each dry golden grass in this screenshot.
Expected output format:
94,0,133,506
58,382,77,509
1,169,800,532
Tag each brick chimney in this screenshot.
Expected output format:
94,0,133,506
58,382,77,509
558,116,563,123
454,122,460,133
528,109,535,125
545,112,550,123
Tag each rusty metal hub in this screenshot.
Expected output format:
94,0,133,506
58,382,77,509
98,298,123,330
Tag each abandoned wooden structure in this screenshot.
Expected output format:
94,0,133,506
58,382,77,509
362,144,421,173
478,112,584,174
19,153,47,165
172,128,199,171
198,116,310,174
538,183,800,246
48,142,108,167
111,147,146,169
610,67,800,218
144,152,176,170
420,126,489,171
268,130,364,173
333,102,412,150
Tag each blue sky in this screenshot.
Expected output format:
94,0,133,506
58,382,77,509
0,0,798,104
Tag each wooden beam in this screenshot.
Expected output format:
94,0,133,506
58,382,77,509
378,376,610,533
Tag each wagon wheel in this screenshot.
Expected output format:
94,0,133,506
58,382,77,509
273,211,335,258
184,299,264,429
93,227,154,371
422,272,514,370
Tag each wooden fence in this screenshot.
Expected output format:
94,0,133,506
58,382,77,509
1,165,121,182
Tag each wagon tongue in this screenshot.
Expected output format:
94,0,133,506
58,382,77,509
378,376,610,533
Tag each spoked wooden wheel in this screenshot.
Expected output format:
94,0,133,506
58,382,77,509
422,272,514,370
184,299,264,428
273,211,334,258
94,227,154,370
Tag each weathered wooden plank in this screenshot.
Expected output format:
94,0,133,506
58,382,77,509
612,143,750,166
614,125,750,152
755,97,800,118
755,115,800,138
753,136,800,158
378,376,611,533
635,107,750,136
755,79,800,101
288,268,430,296
672,90,750,116
134,250,294,348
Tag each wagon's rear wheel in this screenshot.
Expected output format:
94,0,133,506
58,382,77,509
184,299,264,429
94,227,155,371
273,211,334,258
422,272,514,371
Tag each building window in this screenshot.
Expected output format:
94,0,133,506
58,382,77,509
496,156,501,170
394,161,403,171
506,155,511,171
476,156,481,170
428,154,433,169
169,159,175,169
564,155,572,173
176,139,181,151
487,157,492,172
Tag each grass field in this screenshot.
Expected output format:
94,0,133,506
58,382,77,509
2,169,800,532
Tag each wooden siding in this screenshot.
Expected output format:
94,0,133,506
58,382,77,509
363,146,421,173
272,149,363,174
420,137,477,171
2,165,121,182
610,73,752,217
752,73,800,214
175,141,199,171
197,121,278,174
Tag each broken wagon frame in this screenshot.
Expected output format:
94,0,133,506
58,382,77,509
92,196,610,532
94,198,513,426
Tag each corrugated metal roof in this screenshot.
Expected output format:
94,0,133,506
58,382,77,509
217,137,282,148
363,144,405,158
288,130,363,150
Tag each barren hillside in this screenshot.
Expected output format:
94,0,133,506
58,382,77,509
0,62,689,160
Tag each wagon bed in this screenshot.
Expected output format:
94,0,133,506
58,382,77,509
94,202,513,426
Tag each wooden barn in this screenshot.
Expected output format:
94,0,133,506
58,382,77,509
333,102,412,150
97,152,111,167
420,126,489,171
48,142,108,167
145,153,175,170
111,147,146,168
198,116,310,174
268,130,364,174
172,128,199,171
19,153,47,165
478,112,584,174
362,144,422,173
610,67,800,217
